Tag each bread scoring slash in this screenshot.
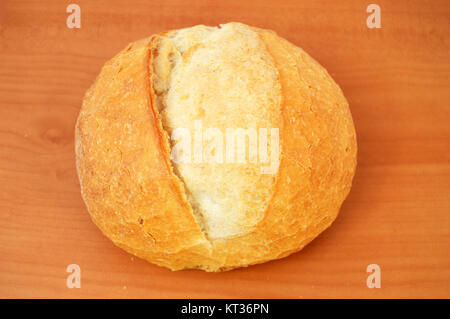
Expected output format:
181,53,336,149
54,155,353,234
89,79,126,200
75,22,357,271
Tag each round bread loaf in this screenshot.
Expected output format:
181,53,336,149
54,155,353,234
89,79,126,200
75,22,357,271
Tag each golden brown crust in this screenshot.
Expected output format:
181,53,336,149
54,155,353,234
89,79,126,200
75,36,211,270
204,28,357,270
75,23,357,271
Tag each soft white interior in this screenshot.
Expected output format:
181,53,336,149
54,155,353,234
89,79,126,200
152,23,281,240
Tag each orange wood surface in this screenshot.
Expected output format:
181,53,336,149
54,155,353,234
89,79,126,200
0,0,449,298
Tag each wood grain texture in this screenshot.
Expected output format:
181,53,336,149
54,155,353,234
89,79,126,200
0,0,449,298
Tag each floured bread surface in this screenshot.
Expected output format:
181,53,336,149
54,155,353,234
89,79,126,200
152,23,282,240
76,22,357,271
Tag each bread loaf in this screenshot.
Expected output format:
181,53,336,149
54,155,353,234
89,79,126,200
75,22,357,271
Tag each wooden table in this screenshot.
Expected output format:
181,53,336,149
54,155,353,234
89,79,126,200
0,0,449,298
